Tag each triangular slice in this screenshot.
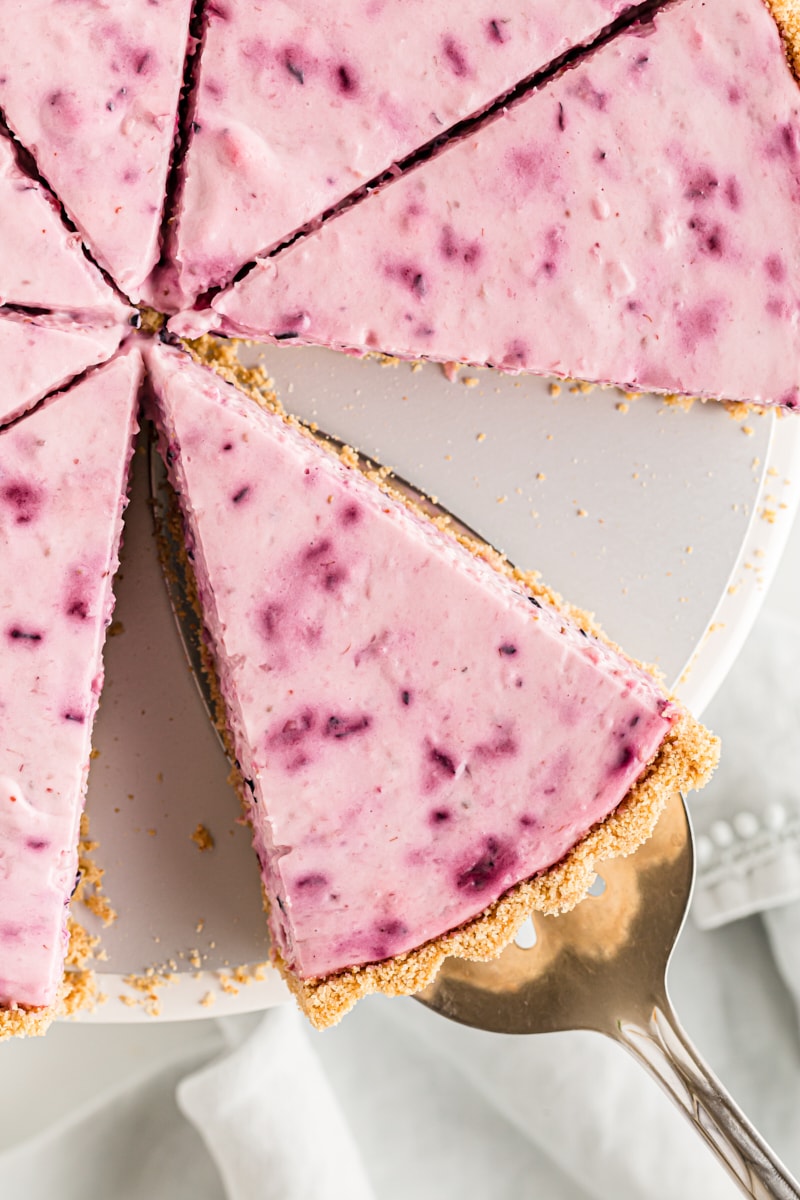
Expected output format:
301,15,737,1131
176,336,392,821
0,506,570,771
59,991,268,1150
211,0,800,408
0,133,127,317
0,0,193,299
147,343,717,1028
165,0,634,303
0,312,127,427
0,348,141,1035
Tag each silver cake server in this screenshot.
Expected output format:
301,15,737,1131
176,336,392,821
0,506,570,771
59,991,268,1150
149,423,798,1200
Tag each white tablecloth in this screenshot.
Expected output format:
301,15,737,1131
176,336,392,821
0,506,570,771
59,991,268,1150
0,522,797,1200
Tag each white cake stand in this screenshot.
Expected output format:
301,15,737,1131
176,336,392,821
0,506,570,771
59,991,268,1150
75,349,800,1023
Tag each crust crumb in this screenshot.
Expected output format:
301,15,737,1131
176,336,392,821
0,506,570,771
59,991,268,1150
191,822,215,852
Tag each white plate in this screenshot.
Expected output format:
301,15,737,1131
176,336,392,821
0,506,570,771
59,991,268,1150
76,348,800,1023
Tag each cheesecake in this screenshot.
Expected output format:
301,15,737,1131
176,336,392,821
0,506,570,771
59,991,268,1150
165,0,634,304
148,341,718,1028
0,133,127,319
0,312,125,427
0,348,141,1037
0,0,194,300
209,0,800,409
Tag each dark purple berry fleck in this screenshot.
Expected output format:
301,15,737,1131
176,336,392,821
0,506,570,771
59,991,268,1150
456,837,514,892
430,747,456,776
284,52,305,85
684,170,718,201
442,36,469,76
8,627,42,643
375,918,407,939
499,643,517,656
340,503,361,526
279,710,315,744
326,714,371,739
2,481,41,524
232,485,250,504
440,225,482,268
296,872,328,890
66,597,89,621
335,63,358,95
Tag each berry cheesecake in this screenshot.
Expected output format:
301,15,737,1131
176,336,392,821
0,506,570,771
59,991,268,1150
0,312,126,427
148,342,718,1027
208,0,800,408
164,0,634,305
0,0,193,300
0,349,141,1038
0,133,128,321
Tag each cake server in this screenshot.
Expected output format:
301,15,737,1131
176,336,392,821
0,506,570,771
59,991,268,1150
417,788,799,1199
149,428,798,1200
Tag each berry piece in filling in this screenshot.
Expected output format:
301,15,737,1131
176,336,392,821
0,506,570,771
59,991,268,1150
0,348,141,1031
210,0,800,409
147,342,717,1028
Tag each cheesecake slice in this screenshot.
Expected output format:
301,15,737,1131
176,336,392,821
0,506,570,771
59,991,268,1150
147,342,717,1028
164,0,634,305
210,0,800,409
0,133,127,319
0,348,141,1038
0,312,126,427
0,0,194,300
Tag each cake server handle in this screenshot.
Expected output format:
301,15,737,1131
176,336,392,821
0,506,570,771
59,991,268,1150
613,990,800,1199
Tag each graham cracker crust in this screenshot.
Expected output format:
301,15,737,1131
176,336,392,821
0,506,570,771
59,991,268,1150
0,817,107,1041
766,0,800,78
0,917,99,1042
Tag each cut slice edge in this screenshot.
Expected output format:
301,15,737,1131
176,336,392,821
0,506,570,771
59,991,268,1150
0,346,142,1038
0,312,128,428
0,131,130,319
148,339,718,1030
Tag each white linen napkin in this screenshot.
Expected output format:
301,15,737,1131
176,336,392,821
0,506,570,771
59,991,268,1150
177,1008,374,1200
1,905,798,1200
691,534,800,929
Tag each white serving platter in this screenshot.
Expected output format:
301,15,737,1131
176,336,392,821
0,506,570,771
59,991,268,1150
76,347,800,1022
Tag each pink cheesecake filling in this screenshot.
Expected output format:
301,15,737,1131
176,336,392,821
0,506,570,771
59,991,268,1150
0,313,126,427
148,343,677,981
211,0,800,409
0,134,127,319
0,0,193,299
0,349,141,1010
166,0,634,304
